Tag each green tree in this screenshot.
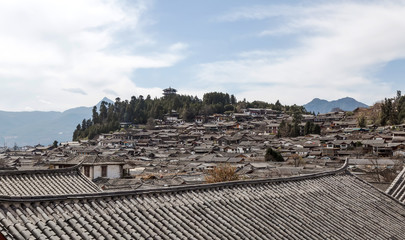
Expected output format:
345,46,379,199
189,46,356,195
92,106,99,124
180,107,195,122
312,124,321,134
224,104,235,112
290,123,300,137
277,120,291,138
230,94,237,105
274,100,282,111
99,101,108,123
265,148,285,162
81,119,87,130
380,91,405,126
304,122,311,135
357,114,367,128
73,124,81,141
52,140,58,148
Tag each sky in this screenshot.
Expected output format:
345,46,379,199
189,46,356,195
1,0,405,111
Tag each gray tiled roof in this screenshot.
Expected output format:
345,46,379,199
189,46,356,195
386,166,405,203
56,155,126,165
1,164,405,239
0,165,102,197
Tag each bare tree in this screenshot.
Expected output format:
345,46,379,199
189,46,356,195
369,158,382,182
291,154,305,167
382,159,403,183
205,164,239,183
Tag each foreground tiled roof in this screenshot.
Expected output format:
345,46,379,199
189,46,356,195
1,163,405,239
0,165,102,197
386,166,405,203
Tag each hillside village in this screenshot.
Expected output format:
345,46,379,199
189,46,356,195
1,103,404,191
4,1,405,238
1,92,405,239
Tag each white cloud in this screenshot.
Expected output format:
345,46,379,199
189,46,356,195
63,88,87,95
169,42,189,52
218,5,303,22
198,1,405,106
0,0,187,111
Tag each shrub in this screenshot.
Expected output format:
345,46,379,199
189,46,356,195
265,148,285,162
205,164,239,183
290,154,305,167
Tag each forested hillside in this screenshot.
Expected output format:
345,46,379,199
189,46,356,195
353,91,405,127
73,92,308,140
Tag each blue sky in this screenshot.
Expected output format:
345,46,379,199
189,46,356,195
1,0,405,111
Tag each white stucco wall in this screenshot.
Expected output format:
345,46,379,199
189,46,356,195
90,165,122,179
93,165,102,179
107,165,122,179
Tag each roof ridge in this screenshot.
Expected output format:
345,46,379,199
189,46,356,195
386,166,405,196
0,161,348,203
0,163,82,176
347,168,405,207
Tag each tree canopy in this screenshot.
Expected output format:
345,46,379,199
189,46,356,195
380,91,405,126
265,148,285,162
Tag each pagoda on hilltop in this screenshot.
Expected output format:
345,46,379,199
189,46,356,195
163,87,177,96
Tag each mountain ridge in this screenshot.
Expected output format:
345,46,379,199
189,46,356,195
0,97,113,147
304,97,368,114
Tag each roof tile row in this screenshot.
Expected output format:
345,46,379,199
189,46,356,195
0,167,405,239
0,166,102,197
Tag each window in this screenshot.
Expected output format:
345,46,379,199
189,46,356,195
101,166,107,177
84,166,90,178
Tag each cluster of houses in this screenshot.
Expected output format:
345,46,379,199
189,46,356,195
1,108,405,190
1,89,405,238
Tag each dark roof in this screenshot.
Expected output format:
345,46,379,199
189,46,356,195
55,155,126,165
1,163,405,239
0,165,102,197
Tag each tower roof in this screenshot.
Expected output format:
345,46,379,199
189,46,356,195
163,87,177,95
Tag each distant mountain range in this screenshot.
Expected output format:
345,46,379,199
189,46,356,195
304,97,368,114
0,97,113,147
